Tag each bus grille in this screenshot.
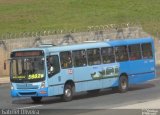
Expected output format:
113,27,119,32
19,92,37,96
16,84,39,89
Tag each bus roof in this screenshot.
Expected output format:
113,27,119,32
12,37,153,53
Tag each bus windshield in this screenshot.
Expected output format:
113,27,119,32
10,57,45,82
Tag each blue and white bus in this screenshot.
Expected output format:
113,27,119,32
10,37,156,102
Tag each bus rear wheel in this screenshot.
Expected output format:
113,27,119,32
31,97,42,103
118,75,128,93
62,84,73,102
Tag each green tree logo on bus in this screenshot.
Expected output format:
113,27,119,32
91,65,119,80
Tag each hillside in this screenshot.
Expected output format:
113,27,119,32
0,0,160,38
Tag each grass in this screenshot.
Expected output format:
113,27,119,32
0,0,160,38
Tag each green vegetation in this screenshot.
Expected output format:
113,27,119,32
0,0,160,38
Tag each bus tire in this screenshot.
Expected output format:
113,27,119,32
62,84,73,102
118,75,128,93
31,96,42,103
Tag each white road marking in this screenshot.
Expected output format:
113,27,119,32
17,105,43,109
113,98,160,109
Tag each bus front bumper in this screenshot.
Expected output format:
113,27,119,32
11,88,48,97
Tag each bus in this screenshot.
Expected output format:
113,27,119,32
10,37,156,102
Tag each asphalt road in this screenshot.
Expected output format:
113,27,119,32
0,66,160,115
1,83,157,115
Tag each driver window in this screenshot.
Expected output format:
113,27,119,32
47,55,60,77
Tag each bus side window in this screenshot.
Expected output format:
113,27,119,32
47,55,60,77
101,47,115,64
60,51,72,69
73,50,87,67
115,46,128,62
141,43,153,59
128,44,141,61
87,48,101,65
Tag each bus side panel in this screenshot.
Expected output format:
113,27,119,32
74,63,120,91
128,59,156,84
48,85,64,96
87,80,102,91
75,80,102,92
128,60,146,74
119,62,130,77
101,63,120,88
74,67,102,92
128,40,156,84
74,67,91,92
129,59,155,84
102,78,119,88
75,82,86,92
129,72,155,84
48,69,74,96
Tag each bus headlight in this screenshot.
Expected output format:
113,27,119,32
40,81,45,89
11,84,14,90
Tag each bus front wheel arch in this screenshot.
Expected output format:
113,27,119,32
61,81,75,102
118,74,128,93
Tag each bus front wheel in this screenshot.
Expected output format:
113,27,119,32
31,97,42,103
62,84,73,102
118,75,128,93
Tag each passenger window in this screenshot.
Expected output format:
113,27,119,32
47,55,60,77
115,46,128,62
141,43,153,59
60,51,72,69
101,47,115,64
73,50,87,67
87,48,101,65
128,44,142,60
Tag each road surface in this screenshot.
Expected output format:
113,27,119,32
0,66,160,115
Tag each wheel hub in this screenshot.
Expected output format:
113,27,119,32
121,79,127,89
65,89,71,97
